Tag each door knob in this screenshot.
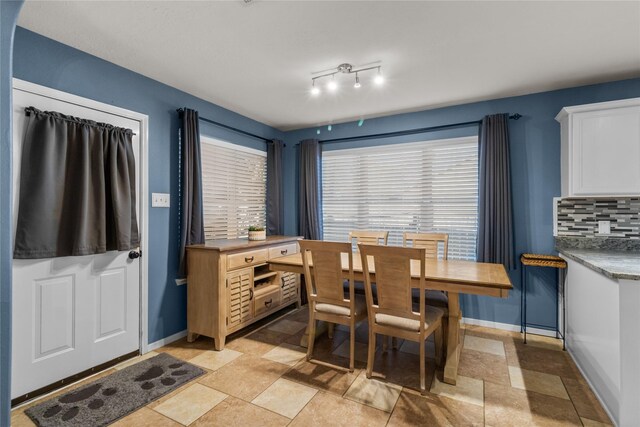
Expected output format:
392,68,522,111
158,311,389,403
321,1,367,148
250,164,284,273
128,250,141,259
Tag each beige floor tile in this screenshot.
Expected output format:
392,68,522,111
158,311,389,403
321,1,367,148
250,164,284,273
156,336,216,361
508,366,569,400
114,351,159,370
198,354,289,401
10,410,35,427
484,381,581,426
111,407,181,427
505,341,581,379
580,417,613,427
562,377,612,424
459,348,511,386
262,342,307,367
430,374,484,407
191,396,290,427
522,334,565,351
371,348,436,392
464,334,506,357
332,339,370,363
387,388,484,426
154,383,227,425
225,335,277,356
344,371,402,412
252,378,318,418
289,391,389,427
267,318,308,335
283,358,360,395
189,348,243,371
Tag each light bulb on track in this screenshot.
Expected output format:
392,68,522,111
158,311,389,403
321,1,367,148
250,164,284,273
374,67,384,85
311,80,320,95
327,75,338,91
354,73,361,88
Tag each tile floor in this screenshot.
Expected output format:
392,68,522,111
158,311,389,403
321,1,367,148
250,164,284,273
11,307,613,426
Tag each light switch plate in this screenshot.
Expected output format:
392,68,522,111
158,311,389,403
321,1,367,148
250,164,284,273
152,193,170,208
598,220,611,235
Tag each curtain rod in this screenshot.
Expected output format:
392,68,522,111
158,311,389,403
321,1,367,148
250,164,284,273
314,113,522,144
176,108,282,145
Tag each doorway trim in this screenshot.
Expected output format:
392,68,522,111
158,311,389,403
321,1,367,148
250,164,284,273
12,78,150,354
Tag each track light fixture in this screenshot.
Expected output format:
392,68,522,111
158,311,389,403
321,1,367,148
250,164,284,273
311,63,383,95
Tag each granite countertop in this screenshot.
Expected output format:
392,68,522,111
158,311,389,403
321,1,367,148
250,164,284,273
558,249,640,281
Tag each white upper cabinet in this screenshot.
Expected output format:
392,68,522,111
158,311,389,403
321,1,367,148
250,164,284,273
556,98,640,197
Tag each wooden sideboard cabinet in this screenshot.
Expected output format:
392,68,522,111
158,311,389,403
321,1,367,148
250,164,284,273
186,235,302,350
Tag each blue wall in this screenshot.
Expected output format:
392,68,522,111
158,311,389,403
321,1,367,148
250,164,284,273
283,78,640,329
0,1,23,423
11,27,284,346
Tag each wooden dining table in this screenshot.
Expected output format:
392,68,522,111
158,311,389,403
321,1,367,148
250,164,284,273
268,252,513,385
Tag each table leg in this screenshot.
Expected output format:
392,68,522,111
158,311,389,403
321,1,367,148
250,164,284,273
443,292,462,385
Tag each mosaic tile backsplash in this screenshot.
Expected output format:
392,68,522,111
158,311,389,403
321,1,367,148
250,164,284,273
556,197,640,239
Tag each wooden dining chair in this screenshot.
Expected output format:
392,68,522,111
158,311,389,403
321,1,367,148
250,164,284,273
358,243,444,394
402,232,449,259
299,240,367,372
349,230,389,247
403,232,450,350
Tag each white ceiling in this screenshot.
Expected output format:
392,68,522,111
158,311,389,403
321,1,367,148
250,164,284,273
17,1,640,131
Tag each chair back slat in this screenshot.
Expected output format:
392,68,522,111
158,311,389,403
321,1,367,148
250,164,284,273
349,230,389,247
299,240,353,307
359,244,426,322
402,232,449,260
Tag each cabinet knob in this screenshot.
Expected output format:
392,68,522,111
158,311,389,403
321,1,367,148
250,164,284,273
280,249,288,255
245,256,254,263
265,299,273,307
249,289,254,300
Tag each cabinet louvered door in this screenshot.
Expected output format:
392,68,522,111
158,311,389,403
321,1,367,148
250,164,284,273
281,272,299,303
227,268,253,328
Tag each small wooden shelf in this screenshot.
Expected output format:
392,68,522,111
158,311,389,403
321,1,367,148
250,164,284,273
254,271,278,282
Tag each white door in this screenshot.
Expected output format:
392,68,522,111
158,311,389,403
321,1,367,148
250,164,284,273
11,85,141,399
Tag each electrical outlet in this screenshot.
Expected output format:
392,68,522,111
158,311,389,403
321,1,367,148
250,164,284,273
598,220,611,235
152,193,170,208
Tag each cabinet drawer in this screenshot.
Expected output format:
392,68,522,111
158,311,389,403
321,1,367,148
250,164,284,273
269,243,298,259
254,287,281,316
228,249,268,270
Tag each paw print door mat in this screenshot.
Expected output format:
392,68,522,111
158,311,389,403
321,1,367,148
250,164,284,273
25,353,205,426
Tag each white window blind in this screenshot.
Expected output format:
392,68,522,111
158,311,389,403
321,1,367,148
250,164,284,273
322,136,479,260
200,137,266,240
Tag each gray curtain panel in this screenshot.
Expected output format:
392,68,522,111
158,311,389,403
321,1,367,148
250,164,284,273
477,113,515,269
178,108,205,277
298,139,323,240
14,107,139,259
266,139,284,235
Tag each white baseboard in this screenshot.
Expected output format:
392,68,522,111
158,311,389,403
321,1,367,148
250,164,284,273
146,329,187,352
461,317,557,338
566,347,618,427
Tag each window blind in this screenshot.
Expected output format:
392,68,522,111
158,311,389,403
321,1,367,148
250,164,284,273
200,137,266,240
322,137,479,260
